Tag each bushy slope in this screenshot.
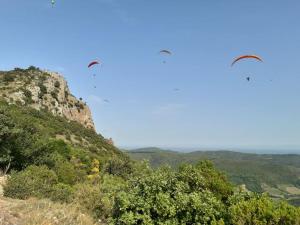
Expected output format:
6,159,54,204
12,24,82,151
0,99,133,223
0,100,126,172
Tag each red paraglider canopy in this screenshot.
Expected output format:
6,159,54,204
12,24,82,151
88,61,100,68
231,55,263,67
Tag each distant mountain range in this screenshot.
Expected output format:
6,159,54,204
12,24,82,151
125,147,300,206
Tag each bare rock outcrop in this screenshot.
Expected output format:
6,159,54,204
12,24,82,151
0,67,95,130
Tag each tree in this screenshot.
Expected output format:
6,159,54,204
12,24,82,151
112,162,231,225
228,193,300,225
0,112,21,172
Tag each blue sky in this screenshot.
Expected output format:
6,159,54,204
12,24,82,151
1,0,300,152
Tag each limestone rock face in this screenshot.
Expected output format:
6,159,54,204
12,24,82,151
0,67,95,130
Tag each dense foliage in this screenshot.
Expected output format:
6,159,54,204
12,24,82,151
127,148,300,205
112,162,231,224
0,100,125,172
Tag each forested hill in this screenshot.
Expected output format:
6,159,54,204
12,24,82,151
0,101,124,168
126,147,300,206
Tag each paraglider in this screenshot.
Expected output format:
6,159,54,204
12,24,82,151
51,0,55,7
88,60,101,90
159,50,172,55
231,55,263,67
173,88,180,92
104,99,110,103
159,50,172,64
88,61,100,68
231,55,263,83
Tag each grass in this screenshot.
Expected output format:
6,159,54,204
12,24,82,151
0,197,101,225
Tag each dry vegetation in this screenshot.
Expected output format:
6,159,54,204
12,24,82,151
0,197,100,225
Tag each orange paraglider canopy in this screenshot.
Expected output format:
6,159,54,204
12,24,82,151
231,55,263,66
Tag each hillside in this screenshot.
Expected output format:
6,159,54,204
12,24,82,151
0,67,128,174
126,148,300,206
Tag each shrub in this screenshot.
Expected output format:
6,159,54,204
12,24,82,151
4,165,58,199
38,82,47,99
74,175,126,222
3,73,15,83
54,159,77,185
22,89,33,104
28,140,72,168
50,183,74,203
23,89,32,98
112,163,229,225
228,193,300,225
54,80,60,88
51,91,58,101
104,157,134,179
14,67,24,72
27,66,39,71
73,182,103,218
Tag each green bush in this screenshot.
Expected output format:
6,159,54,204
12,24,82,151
4,165,75,203
73,182,103,219
74,175,126,222
27,140,71,168
228,193,300,225
112,163,230,225
0,111,36,171
4,165,58,199
54,159,77,185
50,183,74,203
38,82,47,99
27,66,39,71
3,73,15,83
22,89,34,104
104,157,134,179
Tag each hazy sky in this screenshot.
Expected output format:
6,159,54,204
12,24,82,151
1,0,300,151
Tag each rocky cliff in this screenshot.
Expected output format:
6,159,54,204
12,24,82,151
0,67,95,130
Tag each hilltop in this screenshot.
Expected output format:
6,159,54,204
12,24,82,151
0,67,94,130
